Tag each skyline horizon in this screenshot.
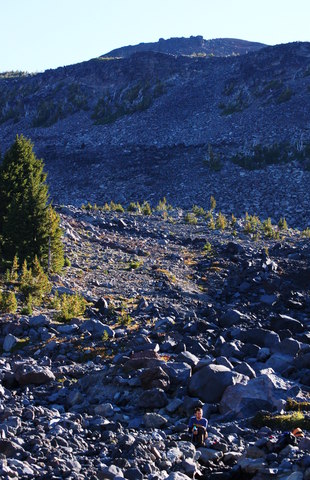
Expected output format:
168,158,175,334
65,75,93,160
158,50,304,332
1,0,309,74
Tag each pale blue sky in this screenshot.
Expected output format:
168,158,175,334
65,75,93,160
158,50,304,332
1,0,309,73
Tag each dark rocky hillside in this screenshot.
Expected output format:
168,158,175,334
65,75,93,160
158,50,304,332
101,35,267,58
1,205,310,479
0,38,310,226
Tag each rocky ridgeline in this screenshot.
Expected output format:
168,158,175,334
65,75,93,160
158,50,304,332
102,35,266,58
1,206,310,479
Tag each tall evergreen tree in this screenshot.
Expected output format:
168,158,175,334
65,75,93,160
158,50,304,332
0,134,64,272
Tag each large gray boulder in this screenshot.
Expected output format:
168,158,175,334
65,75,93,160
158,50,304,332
220,372,297,417
3,334,18,352
163,362,192,386
15,363,55,385
188,364,247,403
143,412,167,428
79,319,115,338
219,309,250,328
270,314,305,334
236,328,280,349
138,388,168,408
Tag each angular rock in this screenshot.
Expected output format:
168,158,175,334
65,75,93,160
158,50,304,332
162,362,191,386
3,334,18,352
80,319,115,338
140,366,170,391
219,309,249,328
15,363,55,385
138,388,168,408
237,328,280,348
270,314,305,334
143,413,168,428
189,364,247,403
220,372,295,417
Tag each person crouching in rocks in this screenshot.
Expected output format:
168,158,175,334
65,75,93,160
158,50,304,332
188,407,208,447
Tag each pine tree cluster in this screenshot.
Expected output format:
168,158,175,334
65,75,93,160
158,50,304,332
0,135,64,273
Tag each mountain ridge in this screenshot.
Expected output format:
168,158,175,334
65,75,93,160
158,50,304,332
101,35,267,58
0,37,310,226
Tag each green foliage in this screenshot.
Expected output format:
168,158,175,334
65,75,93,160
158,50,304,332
21,295,33,315
156,197,172,212
192,205,206,216
4,254,19,283
285,398,310,412
204,145,222,171
64,257,71,267
231,214,237,228
208,214,215,230
203,242,212,254
251,411,310,430
302,227,310,238
92,80,165,125
32,82,88,127
184,213,197,225
110,201,125,213
0,290,17,313
244,213,261,235
0,135,64,272
210,195,216,211
231,143,290,170
127,201,141,213
141,201,152,215
262,217,278,238
19,257,51,305
53,293,87,322
286,398,310,412
278,217,288,230
216,212,227,230
117,308,133,326
219,92,248,115
276,87,293,104
127,259,143,270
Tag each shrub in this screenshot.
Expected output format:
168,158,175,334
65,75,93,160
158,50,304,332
302,227,310,238
127,201,141,213
156,197,172,212
276,87,293,104
192,205,206,216
262,218,277,238
203,242,212,254
204,145,222,171
0,290,17,313
110,201,125,213
244,213,261,234
286,398,310,412
231,214,237,228
184,213,197,225
21,295,33,315
278,217,288,230
231,143,289,170
141,201,152,215
64,257,71,267
208,214,215,230
216,212,227,230
19,257,51,305
54,293,87,322
252,411,310,430
210,195,216,211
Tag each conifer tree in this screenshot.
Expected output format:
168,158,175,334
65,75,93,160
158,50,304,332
0,135,64,272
